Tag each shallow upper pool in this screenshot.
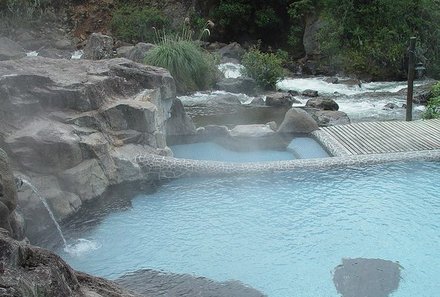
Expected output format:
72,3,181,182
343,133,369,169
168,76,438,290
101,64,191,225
170,137,329,162
58,161,440,297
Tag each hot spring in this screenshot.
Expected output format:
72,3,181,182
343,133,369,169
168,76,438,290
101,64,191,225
56,160,440,297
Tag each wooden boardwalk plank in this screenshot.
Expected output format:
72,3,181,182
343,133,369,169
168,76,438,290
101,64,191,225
321,119,440,155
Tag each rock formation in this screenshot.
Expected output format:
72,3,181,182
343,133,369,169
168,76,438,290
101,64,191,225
0,229,142,297
0,56,179,241
0,149,24,240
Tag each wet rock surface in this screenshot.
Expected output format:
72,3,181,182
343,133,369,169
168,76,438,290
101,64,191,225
0,57,178,239
306,98,339,111
116,269,266,297
0,230,141,297
277,108,319,133
216,77,258,96
333,258,401,297
0,149,24,240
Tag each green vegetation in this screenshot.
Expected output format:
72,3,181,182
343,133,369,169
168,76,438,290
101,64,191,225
423,82,440,119
110,5,169,43
316,0,440,79
241,47,284,90
144,26,218,94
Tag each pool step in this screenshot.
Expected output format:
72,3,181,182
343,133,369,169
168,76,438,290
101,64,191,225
314,119,440,156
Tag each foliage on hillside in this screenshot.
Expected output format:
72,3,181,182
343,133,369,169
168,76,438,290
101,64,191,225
144,26,219,94
316,0,440,80
423,82,440,119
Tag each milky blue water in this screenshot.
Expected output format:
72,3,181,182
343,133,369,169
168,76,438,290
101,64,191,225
170,138,328,162
59,161,440,297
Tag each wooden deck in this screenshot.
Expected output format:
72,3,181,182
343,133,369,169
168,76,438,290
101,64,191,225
318,119,440,156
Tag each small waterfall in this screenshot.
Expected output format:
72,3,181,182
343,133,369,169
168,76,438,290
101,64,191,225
21,179,67,247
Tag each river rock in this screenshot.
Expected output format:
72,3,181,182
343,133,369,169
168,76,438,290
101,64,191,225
218,42,245,62
166,98,196,136
306,109,351,126
117,269,265,297
0,37,26,60
216,77,258,96
265,92,294,107
230,124,276,138
277,108,319,133
125,42,155,63
0,230,142,297
306,98,339,110
83,33,114,60
302,89,319,97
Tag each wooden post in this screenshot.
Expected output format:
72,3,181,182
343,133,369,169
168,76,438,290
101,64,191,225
406,37,416,121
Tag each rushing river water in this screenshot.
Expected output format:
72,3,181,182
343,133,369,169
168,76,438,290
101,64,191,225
178,63,430,127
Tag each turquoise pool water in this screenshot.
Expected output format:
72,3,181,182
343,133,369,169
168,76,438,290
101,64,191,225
170,137,329,162
59,161,440,297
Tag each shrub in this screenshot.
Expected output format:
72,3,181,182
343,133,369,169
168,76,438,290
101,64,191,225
144,27,218,94
241,47,284,90
423,82,440,119
111,5,169,43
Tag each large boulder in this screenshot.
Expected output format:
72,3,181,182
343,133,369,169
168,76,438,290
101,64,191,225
0,230,142,297
83,33,114,60
265,92,295,107
230,124,276,138
5,120,83,174
125,42,155,63
216,77,258,96
306,108,351,127
277,108,319,134
166,98,196,136
0,57,176,240
306,98,339,110
0,37,26,61
218,42,245,62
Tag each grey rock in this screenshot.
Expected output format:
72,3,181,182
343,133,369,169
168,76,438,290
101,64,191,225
218,42,245,61
117,269,266,297
166,99,196,136
5,120,83,174
0,148,23,240
248,96,265,106
0,56,176,238
101,101,157,133
125,42,155,63
216,77,257,96
60,159,109,202
338,78,362,87
302,89,319,97
0,231,142,297
0,37,26,60
230,124,276,138
198,125,230,137
83,33,114,60
54,39,73,50
324,77,339,84
116,45,135,58
306,98,339,110
265,92,293,107
306,109,351,127
333,258,401,297
277,108,319,133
